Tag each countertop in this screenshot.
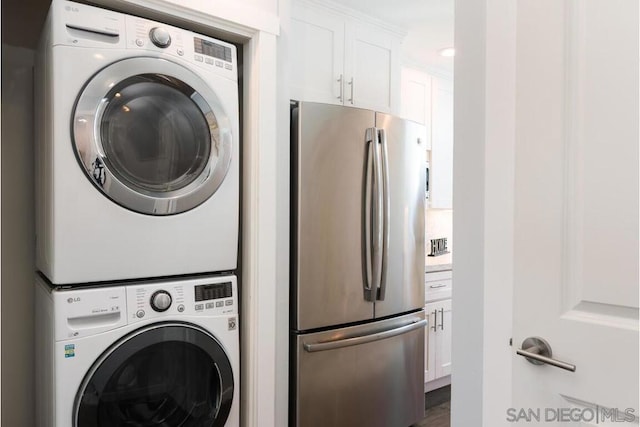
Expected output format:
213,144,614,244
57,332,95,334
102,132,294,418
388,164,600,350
425,263,453,273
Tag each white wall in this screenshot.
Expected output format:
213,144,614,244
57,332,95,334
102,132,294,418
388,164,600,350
452,0,515,426
275,0,292,426
1,44,36,427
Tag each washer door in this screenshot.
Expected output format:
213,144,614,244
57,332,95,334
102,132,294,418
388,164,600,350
73,57,233,215
74,323,234,427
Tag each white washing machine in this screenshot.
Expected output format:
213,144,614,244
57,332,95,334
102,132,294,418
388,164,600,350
35,274,239,427
36,0,240,284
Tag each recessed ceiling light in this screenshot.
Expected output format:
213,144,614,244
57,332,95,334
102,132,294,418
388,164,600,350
439,47,455,57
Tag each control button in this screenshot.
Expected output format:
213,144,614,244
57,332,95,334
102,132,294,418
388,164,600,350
215,60,223,68
135,38,144,47
195,55,204,62
177,304,185,313
136,309,145,318
206,302,215,309
225,63,233,70
176,48,184,56
225,300,233,306
195,304,204,311
216,301,224,307
205,57,214,65
150,290,172,312
149,27,171,48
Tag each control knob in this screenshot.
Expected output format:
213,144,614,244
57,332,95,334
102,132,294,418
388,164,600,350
149,27,171,48
150,290,172,312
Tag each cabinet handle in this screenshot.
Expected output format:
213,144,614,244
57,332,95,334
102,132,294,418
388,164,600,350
348,77,354,105
439,308,444,330
429,284,447,289
337,74,344,102
431,310,437,331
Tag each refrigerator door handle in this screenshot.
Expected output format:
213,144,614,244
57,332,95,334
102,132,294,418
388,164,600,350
377,129,390,301
364,128,375,301
303,319,427,353
371,128,384,299
365,127,384,302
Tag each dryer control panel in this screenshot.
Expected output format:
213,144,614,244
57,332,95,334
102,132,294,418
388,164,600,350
53,0,237,81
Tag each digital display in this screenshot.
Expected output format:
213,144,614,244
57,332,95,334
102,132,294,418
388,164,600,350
194,38,232,62
195,282,233,302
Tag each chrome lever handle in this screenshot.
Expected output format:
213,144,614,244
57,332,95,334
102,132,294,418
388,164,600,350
516,337,576,372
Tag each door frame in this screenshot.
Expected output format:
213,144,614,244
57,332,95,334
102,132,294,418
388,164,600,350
452,0,516,426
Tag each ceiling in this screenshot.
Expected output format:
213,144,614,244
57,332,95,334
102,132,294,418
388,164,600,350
336,0,454,74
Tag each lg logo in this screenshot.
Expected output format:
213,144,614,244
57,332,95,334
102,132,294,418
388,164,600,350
67,297,81,303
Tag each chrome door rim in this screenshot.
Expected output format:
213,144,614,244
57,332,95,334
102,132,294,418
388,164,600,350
73,57,233,215
73,322,235,427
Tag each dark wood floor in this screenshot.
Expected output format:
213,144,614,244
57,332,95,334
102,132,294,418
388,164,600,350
412,385,451,427
413,401,450,427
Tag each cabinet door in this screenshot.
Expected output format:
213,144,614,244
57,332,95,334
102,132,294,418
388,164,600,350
345,22,400,113
430,76,453,208
290,2,345,105
434,299,452,378
400,68,432,149
424,302,438,383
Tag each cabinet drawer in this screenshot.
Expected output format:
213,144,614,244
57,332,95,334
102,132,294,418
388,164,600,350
425,278,452,302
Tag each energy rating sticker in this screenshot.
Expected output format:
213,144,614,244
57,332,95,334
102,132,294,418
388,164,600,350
64,344,75,358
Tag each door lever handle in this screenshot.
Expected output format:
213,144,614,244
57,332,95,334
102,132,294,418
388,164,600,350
516,337,576,372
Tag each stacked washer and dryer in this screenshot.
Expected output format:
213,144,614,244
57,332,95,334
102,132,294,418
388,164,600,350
35,1,241,426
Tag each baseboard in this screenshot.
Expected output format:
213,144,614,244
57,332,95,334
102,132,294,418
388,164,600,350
424,375,451,393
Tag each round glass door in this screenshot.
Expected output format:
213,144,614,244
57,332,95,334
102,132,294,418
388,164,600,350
74,324,234,427
73,57,233,215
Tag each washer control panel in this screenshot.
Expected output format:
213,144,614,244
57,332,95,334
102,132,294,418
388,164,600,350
150,290,172,312
50,275,237,341
126,275,237,323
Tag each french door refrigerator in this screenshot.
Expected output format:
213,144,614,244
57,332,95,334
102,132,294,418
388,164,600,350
290,101,427,427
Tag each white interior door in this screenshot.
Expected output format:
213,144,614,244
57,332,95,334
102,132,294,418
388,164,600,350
511,0,638,424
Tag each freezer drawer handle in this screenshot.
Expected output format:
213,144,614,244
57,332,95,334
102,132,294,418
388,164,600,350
303,319,427,353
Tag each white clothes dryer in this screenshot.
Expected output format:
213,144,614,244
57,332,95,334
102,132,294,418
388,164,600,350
36,0,240,284
35,274,239,427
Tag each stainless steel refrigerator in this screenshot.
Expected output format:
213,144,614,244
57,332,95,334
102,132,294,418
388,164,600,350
290,101,427,427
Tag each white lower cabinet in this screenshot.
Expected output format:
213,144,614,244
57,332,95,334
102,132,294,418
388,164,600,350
425,298,452,387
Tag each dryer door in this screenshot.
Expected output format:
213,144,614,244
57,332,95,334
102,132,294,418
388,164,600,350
74,323,234,427
73,57,234,215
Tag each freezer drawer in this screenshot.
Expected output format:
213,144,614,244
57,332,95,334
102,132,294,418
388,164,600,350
292,311,426,427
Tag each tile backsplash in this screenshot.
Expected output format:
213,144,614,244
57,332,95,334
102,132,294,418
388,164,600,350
425,208,453,265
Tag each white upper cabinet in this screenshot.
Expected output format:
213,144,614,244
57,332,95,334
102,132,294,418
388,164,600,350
429,75,453,209
291,4,345,105
400,69,453,208
291,0,403,113
400,67,432,148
